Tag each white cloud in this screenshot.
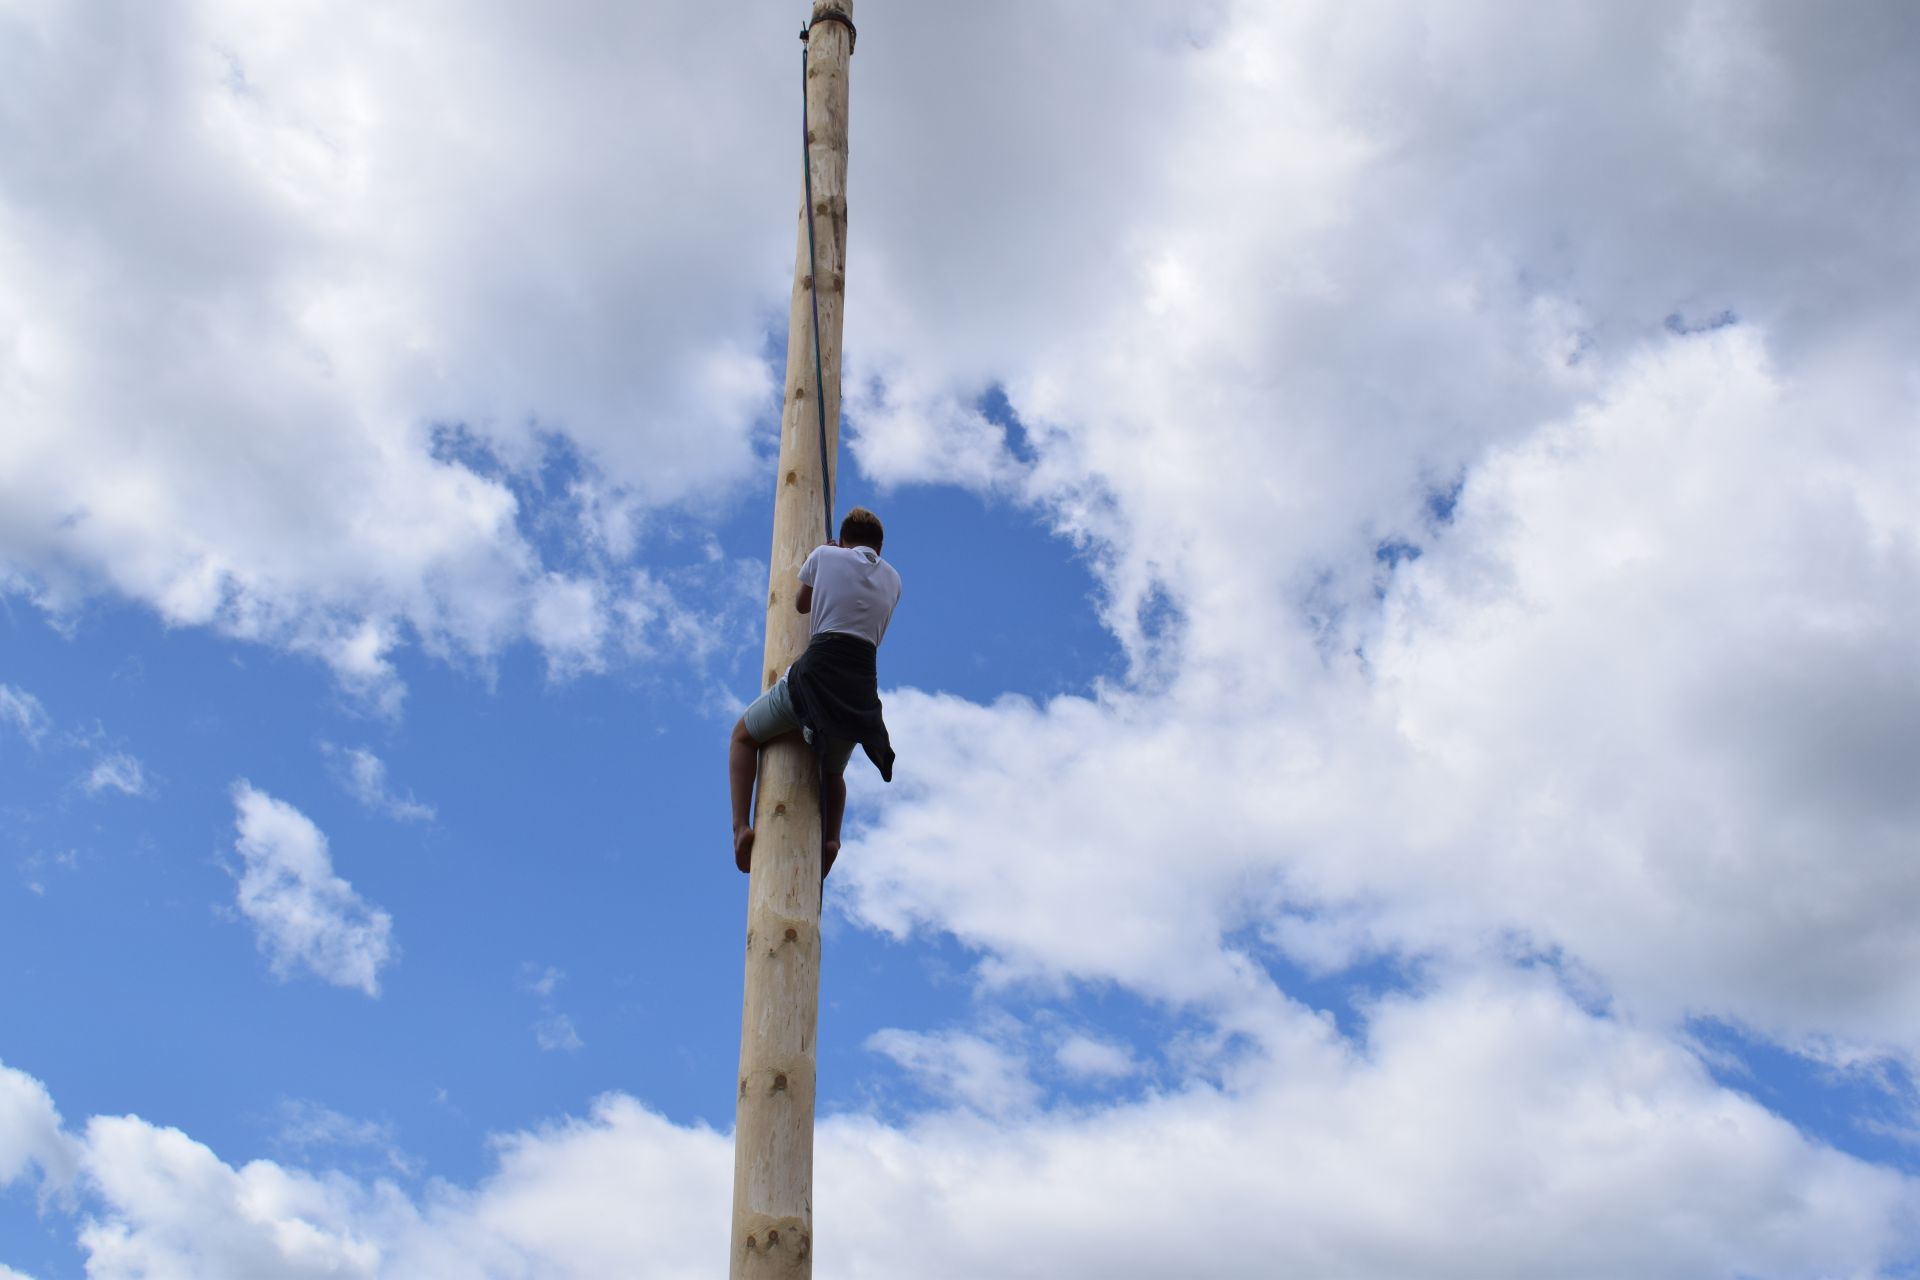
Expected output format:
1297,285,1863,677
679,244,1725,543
17,848,79,896
64,1093,733,1280
82,751,148,798
527,574,606,679
829,975,1920,1279
384,1095,731,1278
850,371,1025,495
0,1059,77,1196
230,783,395,997
1054,1035,1136,1082
0,0,788,697
273,1101,415,1179
814,6,1920,1262
78,1114,388,1280
867,1028,1040,1119
520,966,582,1053
1350,330,1920,1043
838,0,1919,677
7,975,1918,1277
518,965,564,1001
825,0,1920,1067
0,684,51,747
328,745,434,823
533,1015,584,1055
844,324,1920,1051
1,2,1916,1273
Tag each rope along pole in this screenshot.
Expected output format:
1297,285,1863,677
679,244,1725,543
801,35,835,544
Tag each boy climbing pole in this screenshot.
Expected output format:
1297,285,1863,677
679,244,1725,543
729,506,900,881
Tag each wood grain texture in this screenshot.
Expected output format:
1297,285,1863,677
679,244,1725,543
730,3,852,1277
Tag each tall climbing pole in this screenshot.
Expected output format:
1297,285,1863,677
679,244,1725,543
730,2,854,1276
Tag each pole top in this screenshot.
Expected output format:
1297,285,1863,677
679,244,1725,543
800,6,856,54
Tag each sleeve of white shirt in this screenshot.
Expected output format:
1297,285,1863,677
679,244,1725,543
798,546,823,586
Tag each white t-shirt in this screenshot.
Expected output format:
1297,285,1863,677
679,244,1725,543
799,544,901,646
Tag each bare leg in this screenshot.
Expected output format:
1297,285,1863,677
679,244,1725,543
729,718,759,872
819,771,846,880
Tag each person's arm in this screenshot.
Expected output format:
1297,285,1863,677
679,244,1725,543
794,540,838,614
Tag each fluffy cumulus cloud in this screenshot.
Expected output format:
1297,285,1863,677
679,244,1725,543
230,782,396,996
832,0,1920,1059
846,328,1920,1048
866,1028,1040,1118
846,0,1920,655
1,0,1917,1275
1355,331,1920,1042
4,975,1918,1278
1054,1034,1136,1082
20,1084,732,1280
814,4,1920,1269
826,976,1917,1279
0,0,793,700
0,1060,77,1195
77,1115,391,1280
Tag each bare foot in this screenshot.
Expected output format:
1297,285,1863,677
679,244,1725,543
734,825,755,873
820,840,840,881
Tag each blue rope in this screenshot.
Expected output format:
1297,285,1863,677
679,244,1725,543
800,38,835,545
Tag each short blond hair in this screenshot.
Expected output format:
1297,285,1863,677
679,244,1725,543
839,507,884,551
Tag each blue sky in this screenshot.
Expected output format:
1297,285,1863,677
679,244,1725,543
0,469,1115,1121
4,2,1920,1277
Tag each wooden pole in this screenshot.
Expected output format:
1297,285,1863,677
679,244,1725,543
730,4,852,1276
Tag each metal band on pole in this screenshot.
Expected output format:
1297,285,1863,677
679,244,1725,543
801,8,857,52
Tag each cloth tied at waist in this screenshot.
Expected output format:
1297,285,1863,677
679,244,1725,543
785,631,894,782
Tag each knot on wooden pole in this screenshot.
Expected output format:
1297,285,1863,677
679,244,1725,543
742,1061,815,1099
741,1215,813,1266
759,911,815,956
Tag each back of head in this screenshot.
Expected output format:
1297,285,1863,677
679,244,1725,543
839,507,884,552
